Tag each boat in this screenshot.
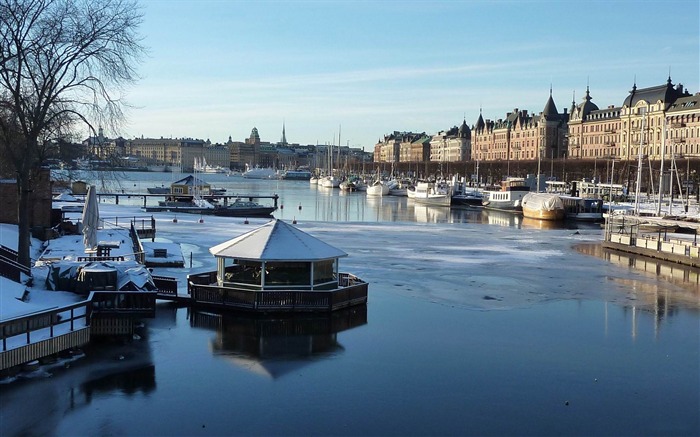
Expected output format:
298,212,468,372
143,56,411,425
559,195,604,221
309,176,319,185
213,199,277,217
481,178,530,212
281,169,312,180
450,179,483,207
147,186,170,194
340,175,363,192
521,192,565,221
242,164,278,179
194,157,229,174
320,175,340,188
148,196,276,217
412,182,451,206
366,179,389,196
451,189,483,207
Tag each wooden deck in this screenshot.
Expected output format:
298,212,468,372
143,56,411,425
0,291,157,372
178,271,368,313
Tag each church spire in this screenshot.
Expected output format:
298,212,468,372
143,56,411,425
280,121,287,146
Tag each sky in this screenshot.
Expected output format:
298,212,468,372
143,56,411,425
113,0,699,150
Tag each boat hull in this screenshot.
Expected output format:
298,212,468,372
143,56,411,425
521,193,565,221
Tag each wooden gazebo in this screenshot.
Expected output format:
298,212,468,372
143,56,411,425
187,220,368,312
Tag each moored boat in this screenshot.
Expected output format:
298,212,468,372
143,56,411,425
559,195,604,221
281,169,312,180
482,178,530,212
521,192,565,221
366,180,390,196
242,165,278,179
412,182,451,206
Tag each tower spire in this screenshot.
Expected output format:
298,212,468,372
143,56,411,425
280,121,287,146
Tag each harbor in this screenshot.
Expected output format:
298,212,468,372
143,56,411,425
1,172,699,436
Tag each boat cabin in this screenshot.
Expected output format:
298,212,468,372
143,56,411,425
187,220,368,312
170,175,211,196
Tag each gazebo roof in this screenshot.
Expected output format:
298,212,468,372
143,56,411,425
209,219,347,262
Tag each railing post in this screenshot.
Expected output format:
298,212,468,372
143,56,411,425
25,319,30,345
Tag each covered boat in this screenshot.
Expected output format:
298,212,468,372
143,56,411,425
521,192,565,221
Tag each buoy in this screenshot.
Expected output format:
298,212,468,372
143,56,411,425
298,204,302,211
244,218,249,224
198,218,204,223
292,216,297,224
280,204,284,209
172,217,178,223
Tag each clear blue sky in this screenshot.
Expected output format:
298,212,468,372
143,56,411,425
118,0,699,149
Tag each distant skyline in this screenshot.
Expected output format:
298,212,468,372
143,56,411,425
111,0,699,149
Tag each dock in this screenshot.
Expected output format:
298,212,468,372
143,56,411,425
76,192,280,209
603,214,700,268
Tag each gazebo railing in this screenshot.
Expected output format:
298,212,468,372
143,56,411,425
187,271,368,312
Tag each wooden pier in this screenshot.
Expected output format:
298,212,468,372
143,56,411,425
89,192,280,209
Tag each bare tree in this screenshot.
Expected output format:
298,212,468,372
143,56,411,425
0,0,144,268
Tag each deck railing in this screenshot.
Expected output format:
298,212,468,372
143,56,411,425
0,290,157,370
187,271,368,312
1,300,89,353
152,275,179,296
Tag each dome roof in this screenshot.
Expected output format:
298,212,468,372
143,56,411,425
578,87,599,117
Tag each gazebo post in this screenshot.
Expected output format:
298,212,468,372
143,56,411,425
310,262,315,290
261,261,266,288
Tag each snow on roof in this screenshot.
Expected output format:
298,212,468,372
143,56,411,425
209,219,347,262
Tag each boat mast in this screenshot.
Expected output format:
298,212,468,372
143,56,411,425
633,112,646,216
656,116,666,216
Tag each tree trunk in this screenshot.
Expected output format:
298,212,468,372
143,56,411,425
16,172,32,269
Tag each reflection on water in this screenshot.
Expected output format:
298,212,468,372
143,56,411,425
81,365,156,401
190,306,367,379
576,242,700,312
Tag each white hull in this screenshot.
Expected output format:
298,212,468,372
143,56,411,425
412,182,451,206
243,167,278,179
320,176,340,188
366,182,389,196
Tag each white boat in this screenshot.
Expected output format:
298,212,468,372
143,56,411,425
281,169,312,180
559,195,604,221
412,182,451,206
482,178,530,212
521,192,565,221
366,180,390,196
243,164,278,179
309,176,319,185
320,175,340,188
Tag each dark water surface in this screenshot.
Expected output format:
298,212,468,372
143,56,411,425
2,171,698,436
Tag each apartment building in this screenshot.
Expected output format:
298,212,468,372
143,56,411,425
373,77,698,166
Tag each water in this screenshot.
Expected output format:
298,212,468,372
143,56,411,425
2,171,699,436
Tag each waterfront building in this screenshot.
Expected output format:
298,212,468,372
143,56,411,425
618,78,692,161
565,77,699,162
429,119,471,163
399,134,431,163
567,88,622,160
374,131,428,164
470,93,568,165
666,93,700,158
